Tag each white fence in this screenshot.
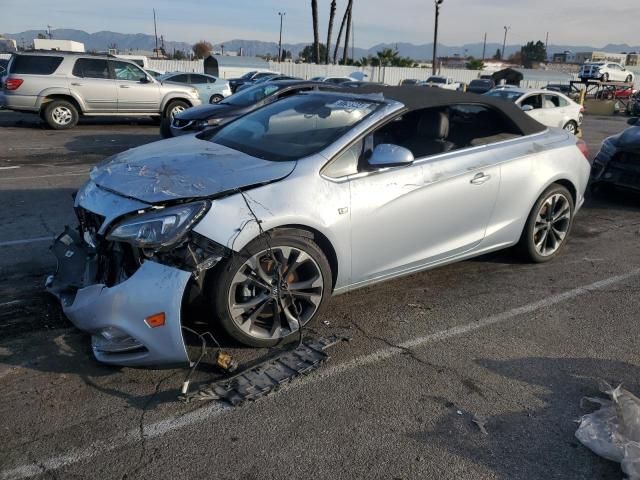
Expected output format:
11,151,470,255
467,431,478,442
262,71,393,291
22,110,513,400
146,58,640,89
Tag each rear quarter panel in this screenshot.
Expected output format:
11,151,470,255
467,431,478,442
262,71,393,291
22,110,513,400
480,129,590,250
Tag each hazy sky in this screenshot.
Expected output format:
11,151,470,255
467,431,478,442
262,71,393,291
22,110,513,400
3,0,640,47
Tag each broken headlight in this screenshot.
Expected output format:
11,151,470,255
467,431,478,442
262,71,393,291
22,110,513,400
107,201,210,249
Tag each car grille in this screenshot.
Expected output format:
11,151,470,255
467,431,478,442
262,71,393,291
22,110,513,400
75,207,142,287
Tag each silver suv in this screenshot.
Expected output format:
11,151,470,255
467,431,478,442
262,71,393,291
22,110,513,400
1,51,202,129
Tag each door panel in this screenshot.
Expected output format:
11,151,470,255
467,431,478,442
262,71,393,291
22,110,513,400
109,60,160,112
70,58,117,111
349,148,501,285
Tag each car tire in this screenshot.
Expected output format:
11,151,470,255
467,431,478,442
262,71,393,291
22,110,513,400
43,100,79,130
209,94,224,104
602,73,609,82
211,230,332,347
164,100,189,120
563,121,578,135
159,118,173,139
518,184,575,263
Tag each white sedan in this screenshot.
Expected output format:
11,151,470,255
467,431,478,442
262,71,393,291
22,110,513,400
486,87,583,134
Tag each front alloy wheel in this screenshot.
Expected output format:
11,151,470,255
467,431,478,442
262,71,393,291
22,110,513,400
519,184,574,262
213,232,332,347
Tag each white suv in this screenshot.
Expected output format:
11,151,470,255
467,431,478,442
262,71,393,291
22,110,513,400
579,62,634,83
1,52,202,129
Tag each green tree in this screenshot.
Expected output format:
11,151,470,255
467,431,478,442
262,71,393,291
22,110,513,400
173,50,186,60
376,48,399,66
37,33,47,39
520,40,547,68
492,48,502,60
467,58,485,70
192,41,213,59
299,43,327,63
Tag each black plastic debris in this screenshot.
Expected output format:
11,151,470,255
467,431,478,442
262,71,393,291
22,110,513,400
181,335,348,406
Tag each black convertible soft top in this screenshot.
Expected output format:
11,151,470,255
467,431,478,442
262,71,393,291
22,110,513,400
338,85,546,136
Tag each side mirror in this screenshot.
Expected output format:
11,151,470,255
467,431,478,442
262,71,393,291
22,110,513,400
368,144,415,168
520,104,534,112
628,117,639,126
140,76,151,84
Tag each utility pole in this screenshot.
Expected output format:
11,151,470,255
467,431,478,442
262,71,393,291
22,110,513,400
545,31,549,60
153,9,158,58
278,12,286,62
432,0,444,75
47,25,53,39
482,32,487,61
351,16,354,61
502,25,510,60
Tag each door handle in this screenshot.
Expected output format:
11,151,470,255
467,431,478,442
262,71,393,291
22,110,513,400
120,85,130,88
70,82,82,86
470,172,491,185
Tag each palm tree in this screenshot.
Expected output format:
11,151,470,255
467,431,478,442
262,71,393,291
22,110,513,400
342,0,353,65
333,0,353,64
325,0,337,64
311,0,320,64
376,48,399,67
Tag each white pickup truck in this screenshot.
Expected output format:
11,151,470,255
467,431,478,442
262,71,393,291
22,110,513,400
421,76,462,90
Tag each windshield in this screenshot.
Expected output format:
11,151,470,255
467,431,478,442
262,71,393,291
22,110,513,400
426,77,446,84
210,94,381,162
221,83,283,107
485,90,524,102
470,80,490,86
240,71,256,79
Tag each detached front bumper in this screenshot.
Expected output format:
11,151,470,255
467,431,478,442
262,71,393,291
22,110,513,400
46,228,192,367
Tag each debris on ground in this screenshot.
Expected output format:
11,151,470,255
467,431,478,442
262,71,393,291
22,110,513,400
180,335,349,406
472,415,489,435
576,383,640,479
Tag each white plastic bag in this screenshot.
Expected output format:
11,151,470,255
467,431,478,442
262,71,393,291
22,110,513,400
576,384,640,479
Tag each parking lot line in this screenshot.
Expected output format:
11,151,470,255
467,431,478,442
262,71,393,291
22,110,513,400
0,172,88,181
0,237,53,247
2,267,639,480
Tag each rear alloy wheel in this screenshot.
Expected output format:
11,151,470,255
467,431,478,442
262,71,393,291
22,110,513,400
209,94,224,104
44,100,79,130
518,184,574,263
212,233,332,347
164,100,188,119
563,121,578,134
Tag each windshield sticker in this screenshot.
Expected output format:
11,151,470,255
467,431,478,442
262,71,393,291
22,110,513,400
328,100,374,112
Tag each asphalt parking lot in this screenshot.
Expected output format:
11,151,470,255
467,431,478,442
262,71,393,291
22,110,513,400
1,110,639,480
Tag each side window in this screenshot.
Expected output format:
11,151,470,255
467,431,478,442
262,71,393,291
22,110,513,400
109,61,147,81
72,59,110,79
191,74,210,84
168,74,190,83
544,95,560,108
323,140,363,178
521,94,542,109
11,55,63,75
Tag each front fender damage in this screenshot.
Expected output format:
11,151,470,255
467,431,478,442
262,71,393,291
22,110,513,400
46,226,228,367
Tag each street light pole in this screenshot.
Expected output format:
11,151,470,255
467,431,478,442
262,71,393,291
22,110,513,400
432,0,444,75
502,25,510,60
278,12,286,62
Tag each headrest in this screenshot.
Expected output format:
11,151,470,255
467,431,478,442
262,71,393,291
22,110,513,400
417,111,449,139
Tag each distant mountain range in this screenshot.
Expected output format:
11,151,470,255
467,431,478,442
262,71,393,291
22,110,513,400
4,29,640,61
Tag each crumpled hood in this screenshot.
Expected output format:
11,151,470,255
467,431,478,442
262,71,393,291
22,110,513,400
617,126,640,152
90,135,296,204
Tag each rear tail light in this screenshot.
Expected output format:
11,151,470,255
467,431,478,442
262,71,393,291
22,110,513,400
5,78,24,90
576,139,590,162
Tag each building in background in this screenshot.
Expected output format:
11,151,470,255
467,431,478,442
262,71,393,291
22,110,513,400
0,37,17,53
575,51,628,64
626,53,639,66
33,39,84,52
552,51,577,63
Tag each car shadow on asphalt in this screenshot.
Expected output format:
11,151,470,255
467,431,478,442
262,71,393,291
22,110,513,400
0,114,159,130
408,356,638,479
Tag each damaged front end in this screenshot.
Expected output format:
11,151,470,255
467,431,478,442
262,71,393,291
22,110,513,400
46,185,229,367
592,127,640,192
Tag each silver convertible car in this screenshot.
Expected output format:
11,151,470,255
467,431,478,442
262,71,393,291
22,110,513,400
47,87,591,366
